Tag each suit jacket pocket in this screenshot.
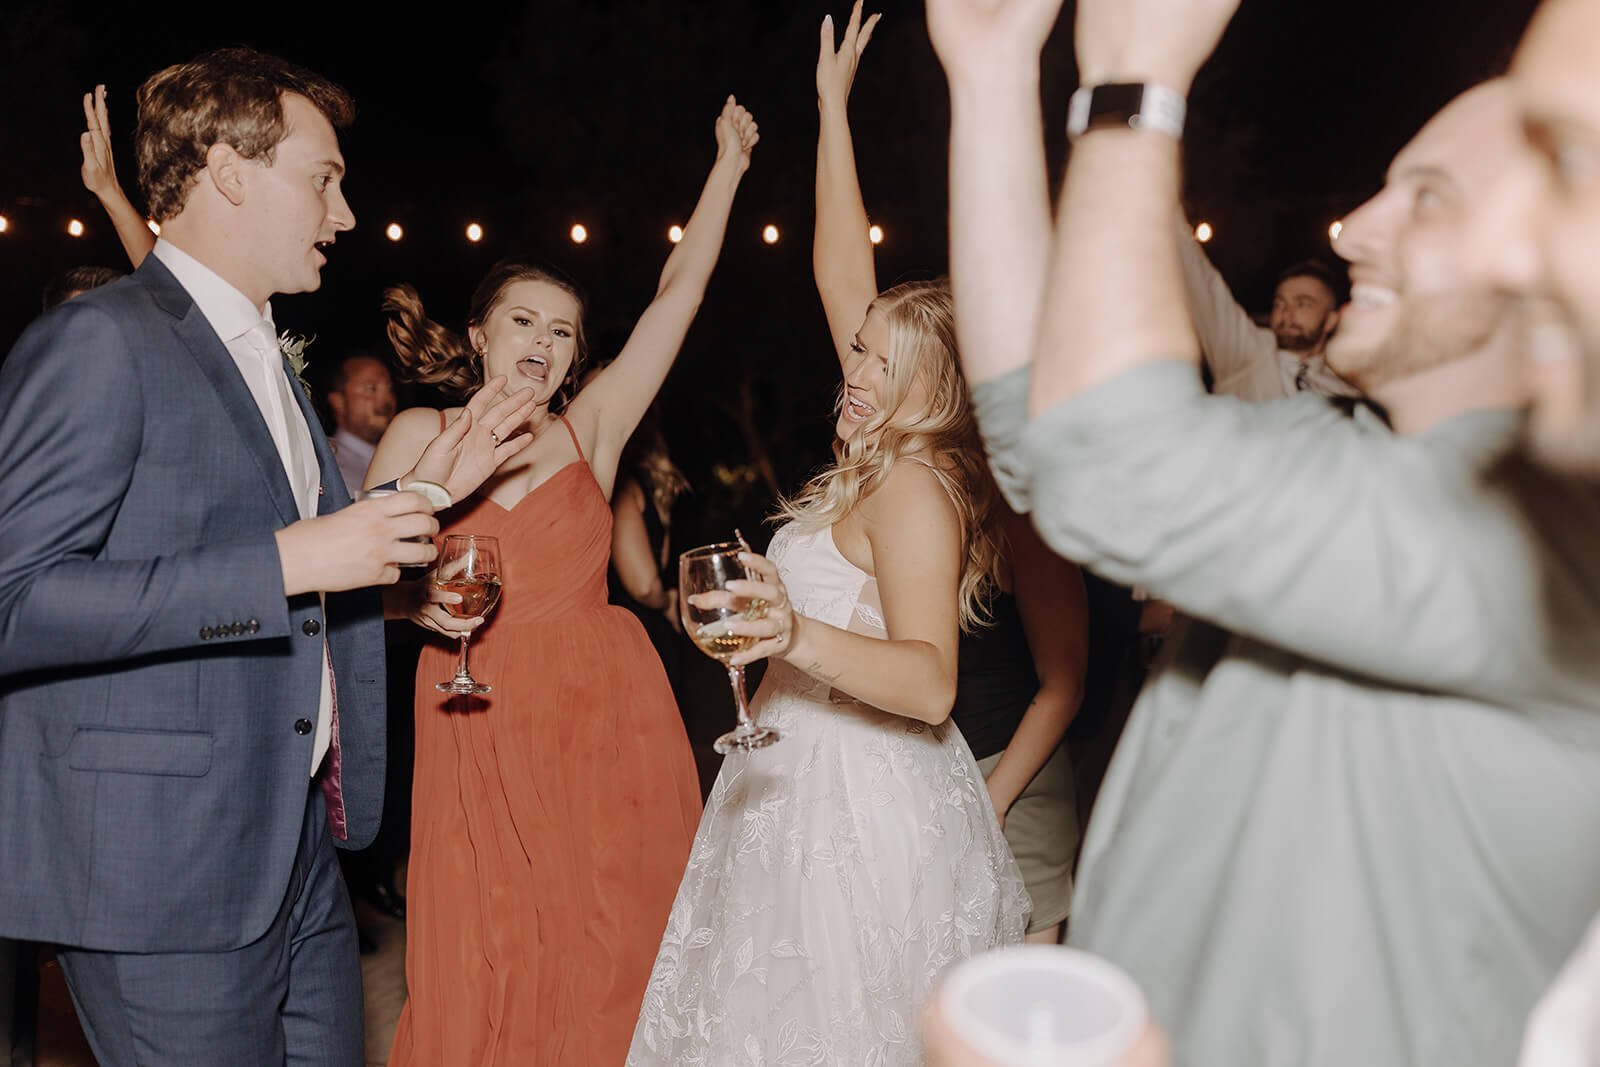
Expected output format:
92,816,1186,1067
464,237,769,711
67,727,214,777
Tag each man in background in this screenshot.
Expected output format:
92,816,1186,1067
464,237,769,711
1179,231,1358,400
327,351,397,495
41,267,125,313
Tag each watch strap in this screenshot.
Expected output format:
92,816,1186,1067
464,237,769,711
1067,82,1186,141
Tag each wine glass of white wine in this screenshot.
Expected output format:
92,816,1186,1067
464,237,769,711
680,541,780,754
432,534,503,695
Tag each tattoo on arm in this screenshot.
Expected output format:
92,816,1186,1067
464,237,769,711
805,660,842,684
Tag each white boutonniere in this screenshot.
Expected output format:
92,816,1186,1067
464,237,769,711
278,332,315,399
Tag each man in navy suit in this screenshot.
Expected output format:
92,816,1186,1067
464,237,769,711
0,49,533,1065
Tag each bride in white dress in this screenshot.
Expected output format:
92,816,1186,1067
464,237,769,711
628,275,1030,1066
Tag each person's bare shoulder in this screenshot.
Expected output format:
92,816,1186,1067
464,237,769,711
861,456,961,535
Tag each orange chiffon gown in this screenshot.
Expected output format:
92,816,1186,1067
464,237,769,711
388,418,702,1066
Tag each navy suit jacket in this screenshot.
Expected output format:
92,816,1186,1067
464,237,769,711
0,255,386,953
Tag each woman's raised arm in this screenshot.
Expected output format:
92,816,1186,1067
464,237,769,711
572,97,758,477
814,2,883,366
79,85,156,268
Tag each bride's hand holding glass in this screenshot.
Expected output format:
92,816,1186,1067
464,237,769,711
680,543,783,753
712,551,800,668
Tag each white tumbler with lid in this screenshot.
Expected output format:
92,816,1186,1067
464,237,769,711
930,946,1150,1066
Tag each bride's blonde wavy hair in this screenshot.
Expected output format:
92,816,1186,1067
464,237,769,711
775,279,1002,631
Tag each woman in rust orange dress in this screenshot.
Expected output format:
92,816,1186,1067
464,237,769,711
366,97,759,1065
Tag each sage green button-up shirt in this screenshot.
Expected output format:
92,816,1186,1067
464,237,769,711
972,362,1600,1067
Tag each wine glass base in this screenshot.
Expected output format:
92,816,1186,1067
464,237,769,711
713,725,780,754
437,679,493,695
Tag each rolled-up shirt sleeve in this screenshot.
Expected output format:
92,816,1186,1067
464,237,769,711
1175,217,1278,392
970,366,1035,515
993,360,1600,712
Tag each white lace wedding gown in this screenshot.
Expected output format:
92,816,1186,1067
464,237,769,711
628,523,1030,1066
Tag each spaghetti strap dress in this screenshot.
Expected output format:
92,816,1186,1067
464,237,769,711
628,521,1029,1065
389,415,703,1066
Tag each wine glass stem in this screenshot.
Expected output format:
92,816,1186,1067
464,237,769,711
455,633,474,683
727,663,754,729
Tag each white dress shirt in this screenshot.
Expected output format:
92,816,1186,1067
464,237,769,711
332,428,376,497
1520,911,1600,1067
1177,221,1362,403
153,239,334,776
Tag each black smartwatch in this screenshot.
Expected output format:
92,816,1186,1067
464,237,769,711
1066,83,1186,141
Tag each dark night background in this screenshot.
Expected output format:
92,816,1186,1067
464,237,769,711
0,0,1539,535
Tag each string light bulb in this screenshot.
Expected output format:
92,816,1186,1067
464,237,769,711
762,224,780,245
668,224,684,244
385,222,403,241
466,222,483,243
570,223,588,244
67,218,85,238
1329,220,1343,241
868,224,884,246
1194,221,1213,244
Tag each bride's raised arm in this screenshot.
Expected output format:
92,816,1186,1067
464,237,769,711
814,2,883,368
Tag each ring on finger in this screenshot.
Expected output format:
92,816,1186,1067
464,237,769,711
489,430,501,445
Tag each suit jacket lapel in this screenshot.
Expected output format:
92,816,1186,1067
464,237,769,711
280,359,352,516
136,256,301,527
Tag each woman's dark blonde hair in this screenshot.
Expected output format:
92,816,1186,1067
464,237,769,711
776,278,1001,631
384,260,589,411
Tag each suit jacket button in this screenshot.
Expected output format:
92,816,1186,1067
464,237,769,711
230,622,245,636
199,626,213,640
302,619,321,637
246,619,260,634
294,718,313,735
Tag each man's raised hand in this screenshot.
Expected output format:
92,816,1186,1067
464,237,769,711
1073,0,1242,92
925,0,1065,87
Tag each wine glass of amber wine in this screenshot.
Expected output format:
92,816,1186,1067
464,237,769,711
680,542,780,754
432,534,503,695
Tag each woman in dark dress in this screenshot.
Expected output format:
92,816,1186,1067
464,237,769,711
608,408,690,693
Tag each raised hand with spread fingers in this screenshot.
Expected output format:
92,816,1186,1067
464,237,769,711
817,0,882,110
78,84,156,267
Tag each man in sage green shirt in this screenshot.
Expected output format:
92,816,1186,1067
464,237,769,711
1461,2,1600,1062
925,0,1600,1064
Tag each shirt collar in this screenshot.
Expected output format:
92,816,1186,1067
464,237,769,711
334,428,376,460
151,238,275,346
